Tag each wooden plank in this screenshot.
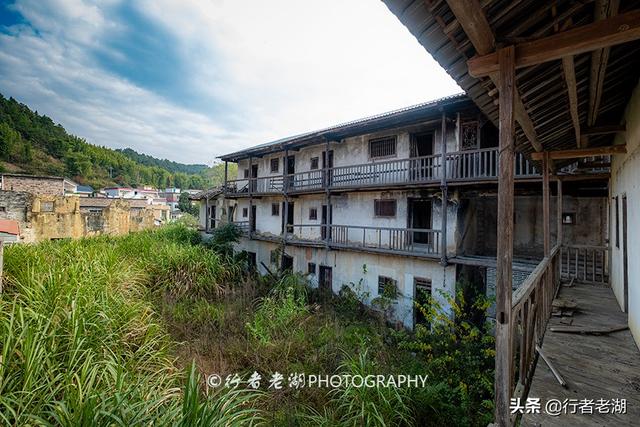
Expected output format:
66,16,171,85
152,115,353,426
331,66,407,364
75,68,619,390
531,144,626,160
588,0,620,127
495,45,516,427
561,56,581,146
467,10,640,77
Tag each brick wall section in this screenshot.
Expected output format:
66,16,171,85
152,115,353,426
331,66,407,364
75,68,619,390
2,176,65,196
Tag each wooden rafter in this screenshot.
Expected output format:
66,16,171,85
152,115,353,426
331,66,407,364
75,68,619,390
582,124,625,135
467,10,640,77
588,0,620,127
531,144,626,160
562,55,581,146
445,0,543,152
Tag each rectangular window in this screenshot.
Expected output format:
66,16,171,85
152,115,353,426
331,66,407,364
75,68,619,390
615,196,620,248
247,251,257,268
271,203,280,216
0,206,6,212
270,158,279,173
377,276,398,298
310,157,319,170
308,262,316,275
244,169,250,178
309,207,318,220
270,249,279,265
41,201,54,212
369,136,397,158
374,199,396,217
242,207,248,218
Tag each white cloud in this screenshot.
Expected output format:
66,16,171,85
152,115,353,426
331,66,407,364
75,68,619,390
0,0,460,164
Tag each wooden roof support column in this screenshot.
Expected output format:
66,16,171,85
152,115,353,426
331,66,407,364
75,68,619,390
543,152,551,256
445,0,543,153
495,45,516,427
588,0,620,127
557,179,563,246
440,110,448,266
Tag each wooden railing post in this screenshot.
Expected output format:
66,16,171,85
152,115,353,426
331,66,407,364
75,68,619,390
495,45,516,427
441,111,448,266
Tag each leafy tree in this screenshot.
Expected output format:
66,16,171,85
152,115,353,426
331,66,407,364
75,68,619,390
178,192,198,215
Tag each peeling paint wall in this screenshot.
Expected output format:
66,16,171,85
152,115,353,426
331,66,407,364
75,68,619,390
0,191,158,243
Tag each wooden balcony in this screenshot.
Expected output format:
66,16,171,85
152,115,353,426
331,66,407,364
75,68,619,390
223,147,540,197
247,223,441,258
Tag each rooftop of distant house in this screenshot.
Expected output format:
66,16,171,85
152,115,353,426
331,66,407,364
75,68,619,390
1,173,77,185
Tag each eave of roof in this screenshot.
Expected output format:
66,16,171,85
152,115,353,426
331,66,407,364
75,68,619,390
219,93,468,162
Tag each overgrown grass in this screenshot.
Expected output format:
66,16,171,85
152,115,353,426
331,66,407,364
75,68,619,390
0,224,260,426
1,223,494,426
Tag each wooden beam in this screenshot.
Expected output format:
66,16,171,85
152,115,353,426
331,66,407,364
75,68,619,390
495,45,516,427
562,55,581,146
588,0,620,127
531,144,626,160
557,180,563,245
543,152,550,256
440,111,448,266
445,0,543,152
468,10,640,77
582,124,625,136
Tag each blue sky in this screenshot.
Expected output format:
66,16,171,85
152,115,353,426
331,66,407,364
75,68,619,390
0,0,460,164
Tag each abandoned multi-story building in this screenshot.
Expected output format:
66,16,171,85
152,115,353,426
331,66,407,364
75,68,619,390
197,94,608,330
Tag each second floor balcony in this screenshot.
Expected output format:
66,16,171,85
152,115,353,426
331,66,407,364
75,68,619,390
224,147,540,197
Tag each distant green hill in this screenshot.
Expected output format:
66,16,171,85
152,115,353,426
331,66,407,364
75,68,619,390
0,93,235,190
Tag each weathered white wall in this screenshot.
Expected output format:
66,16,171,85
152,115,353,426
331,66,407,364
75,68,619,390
610,81,640,346
234,237,455,329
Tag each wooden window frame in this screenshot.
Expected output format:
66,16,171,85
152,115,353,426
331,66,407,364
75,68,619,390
309,207,318,220
310,157,319,170
369,135,397,159
374,199,397,218
271,203,280,216
270,158,279,173
243,169,250,178
242,207,248,218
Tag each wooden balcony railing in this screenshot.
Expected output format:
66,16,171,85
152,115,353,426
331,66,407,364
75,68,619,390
230,221,250,235
281,223,441,256
223,147,540,196
560,244,609,285
509,244,561,408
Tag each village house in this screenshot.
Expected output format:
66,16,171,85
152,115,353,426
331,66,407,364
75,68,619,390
197,94,607,331
1,173,77,196
379,0,640,425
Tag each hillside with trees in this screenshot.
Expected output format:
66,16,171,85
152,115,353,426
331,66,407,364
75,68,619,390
0,94,236,190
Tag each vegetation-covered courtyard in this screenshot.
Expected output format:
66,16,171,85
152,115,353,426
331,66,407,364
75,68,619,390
0,223,494,426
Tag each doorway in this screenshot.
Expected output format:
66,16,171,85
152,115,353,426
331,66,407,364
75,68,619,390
319,266,332,292
322,150,334,186
410,133,434,181
250,205,256,233
408,199,432,245
250,164,258,192
281,201,294,234
281,253,293,272
413,277,432,328
622,195,628,312
286,155,295,190
321,204,332,240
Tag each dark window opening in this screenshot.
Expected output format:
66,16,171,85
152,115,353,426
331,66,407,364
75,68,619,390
309,207,318,220
308,262,316,275
374,199,396,217
242,207,248,218
369,136,397,158
562,212,576,225
310,157,319,170
244,169,249,178
270,158,279,173
615,196,619,248
408,199,432,244
247,252,257,269
281,254,293,272
271,203,280,216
